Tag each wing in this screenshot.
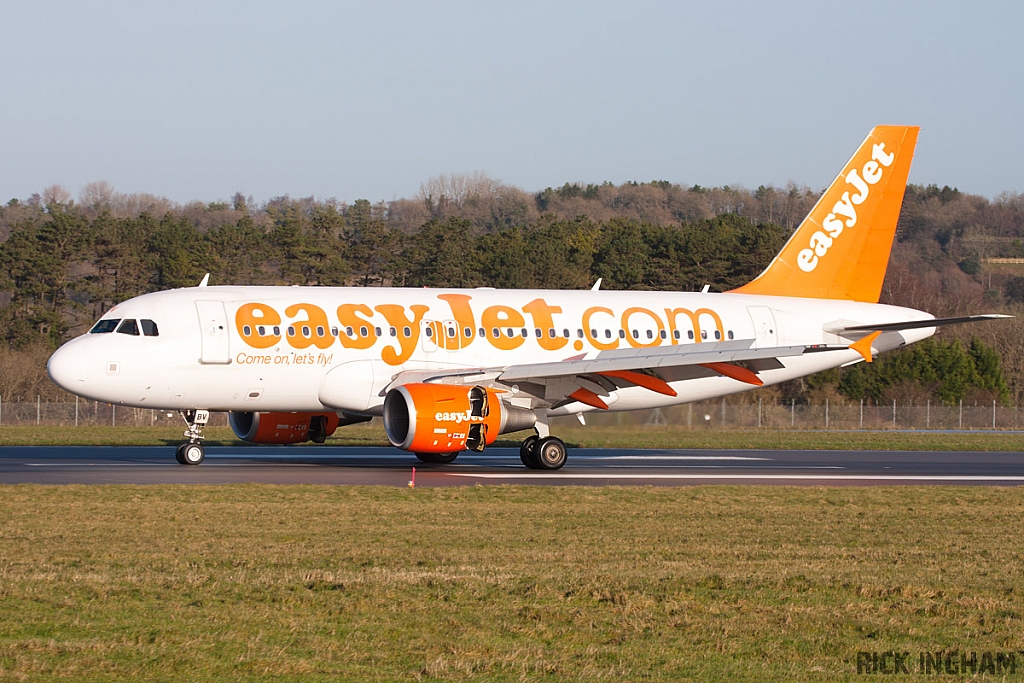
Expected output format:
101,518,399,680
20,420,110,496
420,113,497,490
383,338,842,411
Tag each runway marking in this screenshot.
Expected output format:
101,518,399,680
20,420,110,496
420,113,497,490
575,455,771,461
445,473,1024,482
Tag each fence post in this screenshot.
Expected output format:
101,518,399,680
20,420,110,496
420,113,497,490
825,399,829,429
959,400,963,429
0,394,3,427
75,396,79,427
36,396,40,426
688,403,692,429
791,399,795,428
112,404,116,427
859,399,863,429
151,408,155,427
892,399,896,429
993,400,997,429
758,398,762,428
721,398,726,426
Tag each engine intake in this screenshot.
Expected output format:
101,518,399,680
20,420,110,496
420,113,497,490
383,384,536,453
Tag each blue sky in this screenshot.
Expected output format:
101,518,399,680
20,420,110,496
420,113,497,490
2,1,1021,204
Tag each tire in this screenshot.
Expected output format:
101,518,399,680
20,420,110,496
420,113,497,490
519,435,539,469
174,444,187,465
415,453,437,463
433,452,459,464
181,442,205,465
535,437,567,470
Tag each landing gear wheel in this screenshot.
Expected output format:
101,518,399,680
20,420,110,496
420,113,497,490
535,437,567,470
174,443,187,465
415,452,459,464
180,442,205,465
519,435,540,469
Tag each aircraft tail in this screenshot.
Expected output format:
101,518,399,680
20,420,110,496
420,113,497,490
729,125,919,302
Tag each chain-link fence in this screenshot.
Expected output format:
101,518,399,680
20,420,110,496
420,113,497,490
0,396,1019,431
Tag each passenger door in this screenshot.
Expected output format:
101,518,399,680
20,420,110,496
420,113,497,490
195,300,231,364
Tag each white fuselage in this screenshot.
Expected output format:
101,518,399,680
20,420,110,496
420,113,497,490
47,285,935,416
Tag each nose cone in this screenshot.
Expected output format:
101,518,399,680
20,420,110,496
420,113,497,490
47,341,87,394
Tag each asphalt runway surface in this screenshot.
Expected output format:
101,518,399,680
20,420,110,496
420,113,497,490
2,445,1024,486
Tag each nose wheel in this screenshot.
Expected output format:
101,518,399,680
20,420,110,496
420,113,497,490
175,409,210,466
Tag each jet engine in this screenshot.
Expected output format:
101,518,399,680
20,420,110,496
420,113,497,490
228,411,341,444
383,384,536,454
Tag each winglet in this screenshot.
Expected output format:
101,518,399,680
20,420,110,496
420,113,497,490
729,126,919,303
849,331,882,363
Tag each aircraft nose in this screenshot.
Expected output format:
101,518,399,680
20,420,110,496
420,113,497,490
47,342,87,393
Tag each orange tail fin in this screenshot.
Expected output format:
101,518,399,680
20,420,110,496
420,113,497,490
729,126,919,302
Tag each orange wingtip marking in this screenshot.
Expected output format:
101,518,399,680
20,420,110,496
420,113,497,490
700,362,763,386
849,331,882,363
598,370,677,397
729,126,919,303
569,388,609,410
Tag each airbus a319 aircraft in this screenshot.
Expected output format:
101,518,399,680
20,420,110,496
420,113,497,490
47,126,1007,469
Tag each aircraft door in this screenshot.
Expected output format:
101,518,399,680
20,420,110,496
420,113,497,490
747,306,777,347
196,300,231,364
421,320,439,353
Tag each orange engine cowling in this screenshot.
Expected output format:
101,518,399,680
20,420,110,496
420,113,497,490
228,411,341,444
383,384,535,454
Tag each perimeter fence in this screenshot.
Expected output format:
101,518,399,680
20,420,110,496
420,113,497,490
1,396,1021,431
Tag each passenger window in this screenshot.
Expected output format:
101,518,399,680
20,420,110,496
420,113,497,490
618,330,625,339
446,326,455,338
273,326,280,336
535,328,542,338
659,330,667,340
303,326,312,337
714,330,721,340
491,327,499,338
673,330,681,340
728,330,734,340
701,330,707,340
403,326,411,337
390,327,398,337
316,326,325,337
647,330,654,339
361,326,369,337
287,326,296,337
345,326,354,337
631,330,639,339
257,326,266,336
141,319,159,337
579,329,586,338
688,330,695,340
604,329,611,339
563,329,570,338
376,327,383,336
90,319,120,334
242,325,252,336
425,327,433,338
520,329,527,338
117,319,140,336
478,327,485,338
331,327,339,337
464,327,471,337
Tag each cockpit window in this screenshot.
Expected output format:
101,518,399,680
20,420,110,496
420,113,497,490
90,319,121,334
116,319,140,336
140,319,159,337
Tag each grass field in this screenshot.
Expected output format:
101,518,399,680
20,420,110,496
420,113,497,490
1,485,1023,681
2,424,1023,451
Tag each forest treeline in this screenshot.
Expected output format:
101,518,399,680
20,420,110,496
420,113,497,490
1,176,1022,406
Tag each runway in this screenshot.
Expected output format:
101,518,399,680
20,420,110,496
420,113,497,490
2,445,1024,486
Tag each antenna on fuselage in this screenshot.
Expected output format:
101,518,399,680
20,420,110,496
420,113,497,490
198,273,210,287
591,278,602,291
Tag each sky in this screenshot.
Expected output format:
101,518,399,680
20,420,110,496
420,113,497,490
2,0,1022,205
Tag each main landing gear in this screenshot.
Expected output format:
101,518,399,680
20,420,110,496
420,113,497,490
415,452,459,464
519,431,567,470
175,409,209,465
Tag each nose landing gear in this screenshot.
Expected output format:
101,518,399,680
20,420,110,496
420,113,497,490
175,409,209,465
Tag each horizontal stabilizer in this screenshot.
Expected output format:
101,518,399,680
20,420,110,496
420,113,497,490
835,314,1012,334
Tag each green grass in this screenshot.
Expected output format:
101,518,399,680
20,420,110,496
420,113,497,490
1,485,1023,681
2,424,1023,451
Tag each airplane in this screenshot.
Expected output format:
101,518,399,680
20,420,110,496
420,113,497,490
46,126,1008,469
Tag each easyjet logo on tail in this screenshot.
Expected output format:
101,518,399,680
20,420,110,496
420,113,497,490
797,142,895,273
